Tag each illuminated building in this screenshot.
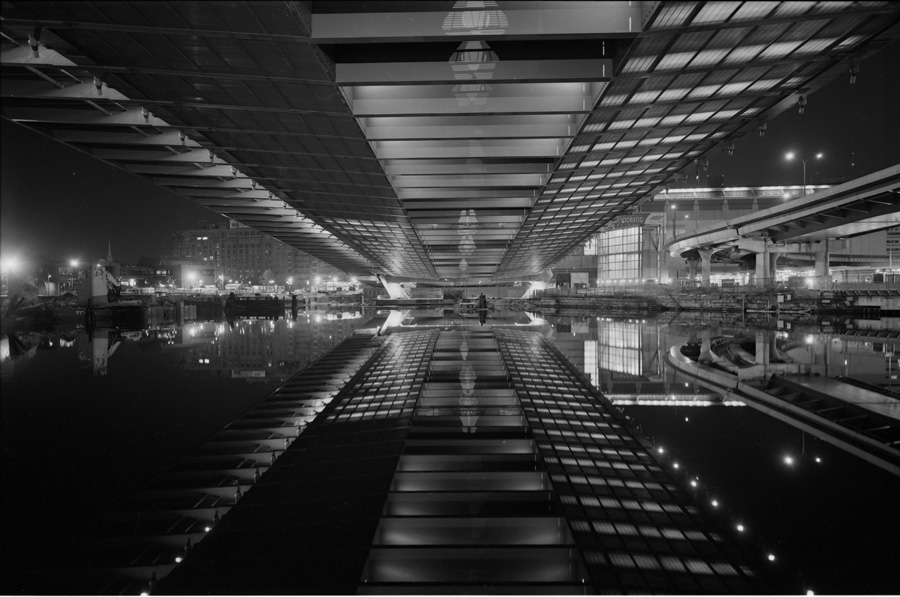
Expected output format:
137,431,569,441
171,220,346,287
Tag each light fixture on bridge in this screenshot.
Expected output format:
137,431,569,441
28,26,41,58
798,95,807,115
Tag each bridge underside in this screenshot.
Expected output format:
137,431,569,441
3,1,900,282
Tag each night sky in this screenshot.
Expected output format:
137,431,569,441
2,40,898,267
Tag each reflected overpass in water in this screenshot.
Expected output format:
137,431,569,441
666,334,900,477
665,166,900,287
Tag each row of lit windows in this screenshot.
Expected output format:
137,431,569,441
326,331,437,424
495,329,761,592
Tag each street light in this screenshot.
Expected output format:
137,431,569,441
669,203,677,239
785,151,823,196
1,256,20,274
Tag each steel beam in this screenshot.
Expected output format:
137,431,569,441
311,5,640,42
52,129,202,147
3,106,171,127
390,174,545,188
1,79,130,101
372,139,565,160
364,120,576,141
89,147,228,163
337,59,611,85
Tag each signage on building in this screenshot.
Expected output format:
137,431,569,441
599,213,662,232
600,214,648,232
232,370,266,378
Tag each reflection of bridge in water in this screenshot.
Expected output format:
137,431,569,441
43,317,776,595
666,329,900,477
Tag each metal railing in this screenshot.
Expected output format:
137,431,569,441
535,277,900,299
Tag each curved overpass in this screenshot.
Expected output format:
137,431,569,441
664,165,900,285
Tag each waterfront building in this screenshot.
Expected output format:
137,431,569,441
170,220,347,290
553,185,896,288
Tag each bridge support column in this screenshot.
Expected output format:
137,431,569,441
698,248,716,288
376,275,411,300
755,330,771,375
699,331,713,363
753,247,779,287
686,257,700,286
814,242,831,279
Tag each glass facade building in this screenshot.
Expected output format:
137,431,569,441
553,185,895,287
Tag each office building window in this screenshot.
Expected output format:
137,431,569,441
599,227,642,280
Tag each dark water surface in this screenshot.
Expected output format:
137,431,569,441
1,312,367,592
2,309,898,594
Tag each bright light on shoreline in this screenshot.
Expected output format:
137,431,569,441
1,256,20,273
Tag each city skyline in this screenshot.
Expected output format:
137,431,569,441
2,39,898,270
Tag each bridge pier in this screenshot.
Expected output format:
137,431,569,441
750,245,778,287
698,248,716,288
735,238,846,287
686,257,701,286
814,241,831,278
376,274,411,300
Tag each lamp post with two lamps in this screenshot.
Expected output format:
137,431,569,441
785,151,823,197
